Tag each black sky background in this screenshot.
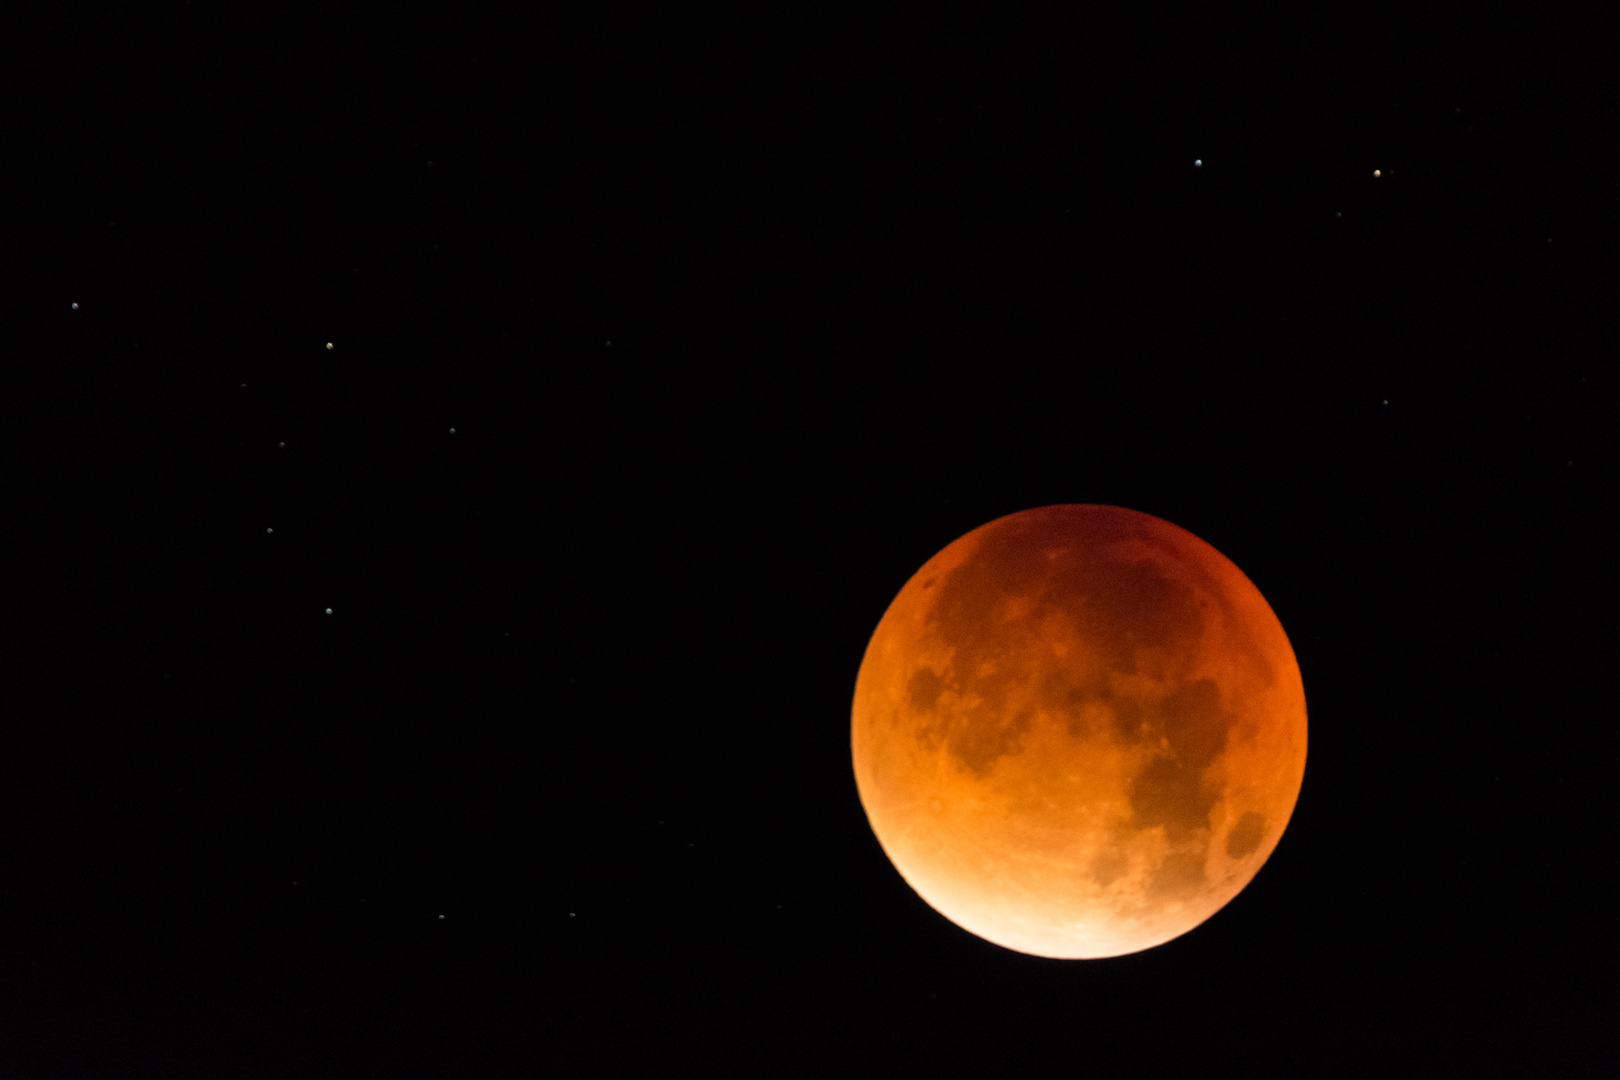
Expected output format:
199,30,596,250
4,3,1618,1076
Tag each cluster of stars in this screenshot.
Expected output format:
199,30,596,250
1186,157,1395,218
253,339,466,618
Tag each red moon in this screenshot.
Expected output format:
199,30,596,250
851,505,1307,958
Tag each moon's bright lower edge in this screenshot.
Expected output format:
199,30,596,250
851,505,1307,959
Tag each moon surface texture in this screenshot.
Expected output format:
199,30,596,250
852,505,1307,958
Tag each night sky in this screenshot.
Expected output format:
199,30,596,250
7,4,1618,1076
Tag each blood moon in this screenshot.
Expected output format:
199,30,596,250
851,505,1306,958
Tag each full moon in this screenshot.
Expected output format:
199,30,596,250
851,505,1307,958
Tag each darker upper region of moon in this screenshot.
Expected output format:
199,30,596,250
909,506,1251,841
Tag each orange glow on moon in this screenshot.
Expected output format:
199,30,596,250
851,505,1307,958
